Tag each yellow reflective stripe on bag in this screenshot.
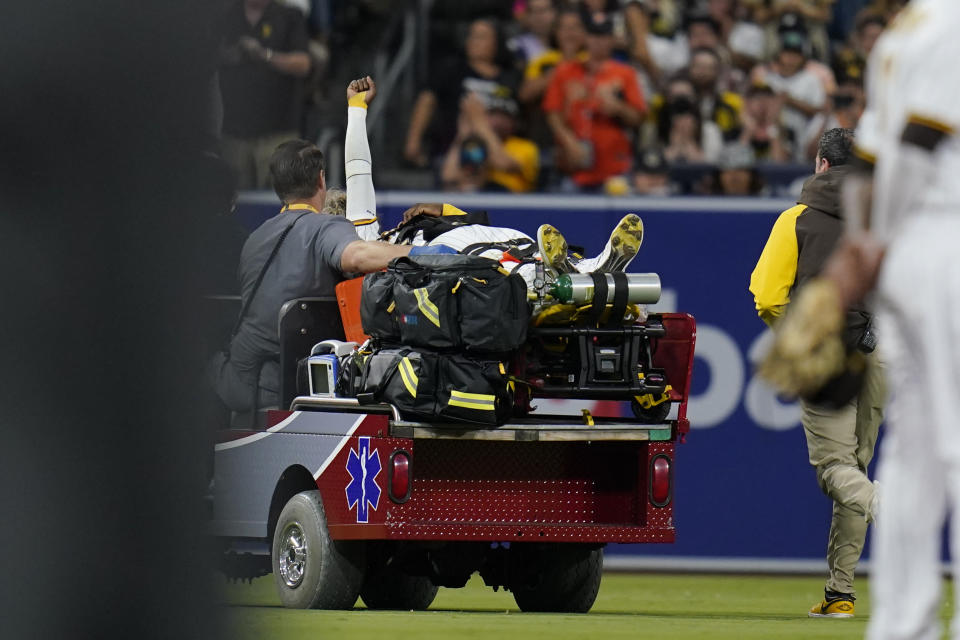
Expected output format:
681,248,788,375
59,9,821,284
449,390,496,411
413,287,441,328
398,357,419,398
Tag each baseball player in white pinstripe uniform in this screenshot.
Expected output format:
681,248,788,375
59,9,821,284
342,76,644,285
852,2,960,637
759,1,960,635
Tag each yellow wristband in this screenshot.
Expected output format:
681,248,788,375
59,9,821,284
348,93,368,109
441,203,467,216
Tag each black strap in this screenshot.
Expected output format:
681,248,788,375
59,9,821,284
231,212,310,338
357,349,411,404
587,272,607,327
380,210,493,244
461,238,538,259
608,272,629,327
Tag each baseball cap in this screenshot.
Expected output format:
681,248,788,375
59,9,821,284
718,144,756,171
583,12,614,36
780,30,809,55
777,11,807,35
636,147,668,174
729,21,765,60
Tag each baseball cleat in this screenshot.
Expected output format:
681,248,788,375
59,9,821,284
809,595,855,618
580,214,644,273
537,224,576,277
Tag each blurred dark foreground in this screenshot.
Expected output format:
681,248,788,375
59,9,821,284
0,2,226,638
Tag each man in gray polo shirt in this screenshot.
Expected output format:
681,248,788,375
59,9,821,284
212,138,449,413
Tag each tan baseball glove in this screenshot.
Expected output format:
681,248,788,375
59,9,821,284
758,278,847,397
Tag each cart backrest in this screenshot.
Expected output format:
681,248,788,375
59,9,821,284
335,276,369,344
278,297,345,409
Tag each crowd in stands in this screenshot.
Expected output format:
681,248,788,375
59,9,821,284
216,0,906,196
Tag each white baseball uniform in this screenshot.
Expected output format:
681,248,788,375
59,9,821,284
345,102,381,241
858,2,960,638
345,101,536,267
344,101,615,290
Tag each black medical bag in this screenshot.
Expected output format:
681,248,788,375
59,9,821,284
351,348,513,426
360,254,529,352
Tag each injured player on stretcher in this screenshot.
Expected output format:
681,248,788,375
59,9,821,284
338,76,646,307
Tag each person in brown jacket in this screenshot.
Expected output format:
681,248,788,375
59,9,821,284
750,128,886,618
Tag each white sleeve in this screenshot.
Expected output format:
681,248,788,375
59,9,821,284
869,22,960,241
345,105,380,241
853,31,886,162
903,34,960,133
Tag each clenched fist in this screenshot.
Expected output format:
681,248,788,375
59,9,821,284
347,75,377,105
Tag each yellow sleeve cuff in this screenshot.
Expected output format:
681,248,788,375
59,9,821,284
758,307,784,327
348,93,368,109
441,203,468,216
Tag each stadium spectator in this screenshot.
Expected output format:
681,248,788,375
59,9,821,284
441,94,540,193
686,13,724,52
632,146,672,195
831,12,885,86
802,42,838,99
801,83,864,161
622,0,661,86
403,18,521,168
543,12,646,191
639,0,683,39
218,0,312,190
630,10,730,94
705,143,765,195
761,2,833,61
518,9,587,106
751,30,826,160
705,0,737,42
518,8,587,153
577,0,630,52
509,0,557,66
660,98,709,165
656,75,723,164
641,1,692,80
688,47,744,141
766,14,839,99
727,19,767,94
739,83,790,163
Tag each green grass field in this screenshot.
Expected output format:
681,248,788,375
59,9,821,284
220,571,955,639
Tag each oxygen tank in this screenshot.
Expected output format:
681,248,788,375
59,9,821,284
549,273,661,305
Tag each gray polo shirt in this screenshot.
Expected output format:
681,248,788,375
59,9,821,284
224,209,359,406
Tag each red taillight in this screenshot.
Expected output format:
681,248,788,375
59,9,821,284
389,451,411,503
650,455,672,507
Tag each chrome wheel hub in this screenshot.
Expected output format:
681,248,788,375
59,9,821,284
277,522,308,588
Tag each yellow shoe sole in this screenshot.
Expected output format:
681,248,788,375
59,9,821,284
598,214,644,271
537,224,574,276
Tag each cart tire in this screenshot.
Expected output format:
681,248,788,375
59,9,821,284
360,564,439,610
271,490,365,609
631,398,671,423
512,545,603,613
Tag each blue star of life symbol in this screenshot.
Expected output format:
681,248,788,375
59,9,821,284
345,436,382,523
